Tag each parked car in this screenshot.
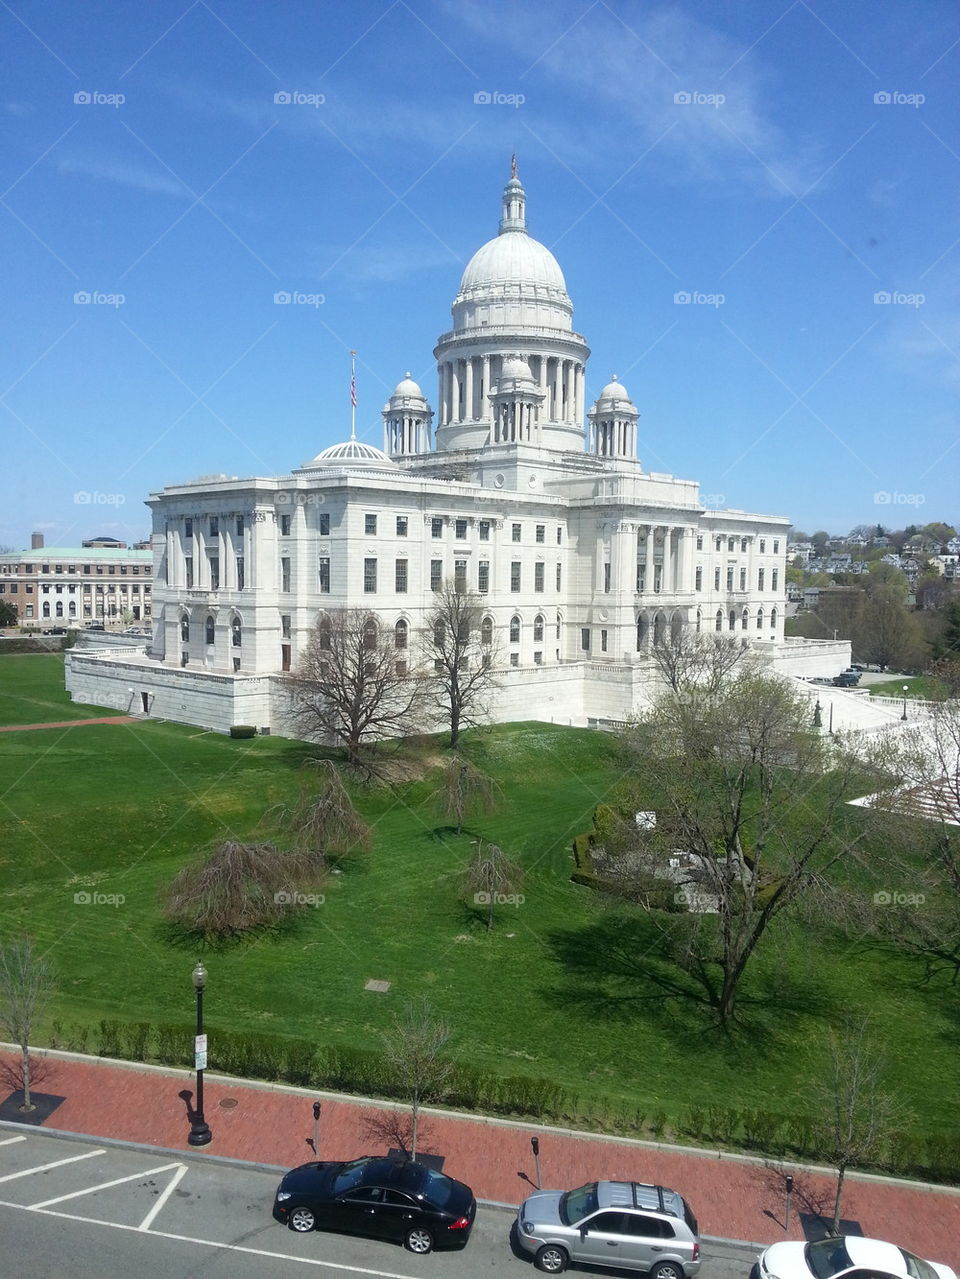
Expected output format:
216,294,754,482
515,1179,701,1275
833,671,861,687
272,1155,476,1255
758,1236,957,1279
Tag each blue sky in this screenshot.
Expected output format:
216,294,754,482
2,0,958,549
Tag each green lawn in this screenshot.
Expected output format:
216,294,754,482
0,656,957,1152
868,675,945,699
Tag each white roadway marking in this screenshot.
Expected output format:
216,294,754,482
0,1149,105,1183
31,1160,187,1210
0,1136,28,1147
138,1162,188,1232
0,1196,425,1277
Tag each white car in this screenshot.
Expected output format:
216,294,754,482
759,1237,957,1279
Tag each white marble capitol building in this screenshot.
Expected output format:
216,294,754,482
67,165,843,733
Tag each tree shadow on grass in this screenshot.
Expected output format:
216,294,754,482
542,911,839,1054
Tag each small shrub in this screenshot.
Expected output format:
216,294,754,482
705,1104,740,1145
96,1019,121,1058
682,1103,707,1140
285,1039,317,1087
229,724,257,739
649,1108,668,1138
121,1022,151,1062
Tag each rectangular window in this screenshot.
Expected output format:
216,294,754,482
281,557,290,592
478,560,490,593
364,513,377,535
185,556,193,588
740,567,746,591
431,517,443,538
696,535,703,550
772,568,779,591
455,518,467,539
280,513,292,536
556,563,562,590
556,527,563,545
430,559,442,591
363,558,377,593
281,615,291,639
715,536,722,551
728,537,735,551
108,565,116,575
281,643,291,673
55,564,62,573
318,557,330,592
318,513,330,535
760,538,766,553
758,567,765,590
601,628,608,652
454,559,467,592
695,566,703,591
714,567,721,591
510,652,519,667
396,516,408,537
580,627,590,651
510,561,521,592
741,537,748,552
726,566,734,591
185,518,193,538
604,562,611,592
236,557,244,590
236,516,244,537
773,539,780,554
209,556,220,590
534,650,543,664
479,520,490,541
535,562,545,592
512,523,521,542
395,559,408,593
535,524,545,544
209,517,219,537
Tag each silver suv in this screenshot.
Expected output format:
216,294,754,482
516,1179,701,1276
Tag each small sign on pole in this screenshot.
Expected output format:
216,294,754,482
195,1033,207,1071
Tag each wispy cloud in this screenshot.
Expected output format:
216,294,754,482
57,154,190,199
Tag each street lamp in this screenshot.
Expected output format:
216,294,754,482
901,684,909,721
188,960,212,1147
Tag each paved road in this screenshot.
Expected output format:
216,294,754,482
0,1129,758,1279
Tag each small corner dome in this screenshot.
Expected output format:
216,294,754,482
596,375,634,404
391,372,425,399
303,439,397,468
499,354,534,383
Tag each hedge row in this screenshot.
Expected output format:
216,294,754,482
43,1018,960,1183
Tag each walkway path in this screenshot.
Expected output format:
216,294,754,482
1,1049,957,1266
0,716,137,732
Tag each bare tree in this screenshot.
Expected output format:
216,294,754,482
614,671,894,1024
810,1018,902,1232
460,840,525,929
286,610,427,768
0,937,55,1111
421,584,499,748
266,758,371,858
651,627,750,693
163,840,320,936
432,757,502,835
380,999,453,1159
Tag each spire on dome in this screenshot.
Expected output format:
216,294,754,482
499,160,526,234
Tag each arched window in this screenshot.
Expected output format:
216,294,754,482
42,602,51,618
395,619,408,649
728,609,736,630
509,615,521,643
433,620,445,646
231,617,242,647
180,614,189,642
741,607,749,631
318,615,331,651
556,612,562,640
68,601,77,617
670,613,683,640
696,608,702,633
363,617,378,651
533,614,544,642
55,601,63,618
457,616,469,642
205,615,215,645
715,609,723,632
481,616,493,645
756,607,764,630
770,606,778,630
654,613,666,645
636,615,646,650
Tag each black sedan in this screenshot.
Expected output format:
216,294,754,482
273,1156,477,1255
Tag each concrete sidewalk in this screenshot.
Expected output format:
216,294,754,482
2,1048,958,1267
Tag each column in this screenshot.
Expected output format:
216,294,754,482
575,364,585,426
464,357,474,421
644,525,654,592
552,359,561,420
451,362,461,423
675,529,687,593
481,355,490,422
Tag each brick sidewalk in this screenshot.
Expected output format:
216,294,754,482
0,716,136,732
1,1050,957,1267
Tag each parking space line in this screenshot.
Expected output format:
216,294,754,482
0,1196,426,1276
138,1162,188,1231
31,1161,187,1210
0,1136,28,1147
0,1149,105,1183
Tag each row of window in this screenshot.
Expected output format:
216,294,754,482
704,535,781,554
180,615,243,647
0,583,151,594
0,563,147,576
349,558,562,595
27,600,150,619
687,566,781,592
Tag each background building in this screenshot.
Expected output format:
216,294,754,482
0,533,152,626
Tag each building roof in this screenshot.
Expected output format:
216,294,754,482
0,546,152,560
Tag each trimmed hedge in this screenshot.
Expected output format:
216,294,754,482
229,724,258,739
42,1017,960,1184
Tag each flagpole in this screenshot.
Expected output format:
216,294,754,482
350,350,357,441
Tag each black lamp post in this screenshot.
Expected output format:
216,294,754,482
188,960,212,1147
901,684,909,721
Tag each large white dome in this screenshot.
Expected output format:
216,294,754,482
457,232,568,300
301,439,397,469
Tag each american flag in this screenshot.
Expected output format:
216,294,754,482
350,350,357,408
